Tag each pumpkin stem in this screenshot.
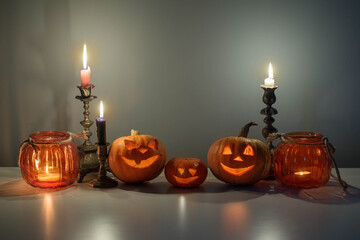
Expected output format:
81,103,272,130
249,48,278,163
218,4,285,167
238,122,258,138
131,129,140,136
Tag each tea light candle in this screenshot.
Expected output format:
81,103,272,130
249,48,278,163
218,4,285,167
264,63,275,87
38,165,60,182
96,101,106,145
294,171,311,176
80,44,91,87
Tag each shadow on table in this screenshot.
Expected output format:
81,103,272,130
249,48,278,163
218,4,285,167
117,177,360,204
276,180,360,205
0,179,73,198
117,178,275,203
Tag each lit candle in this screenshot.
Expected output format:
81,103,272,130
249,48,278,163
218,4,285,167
38,165,60,182
96,101,106,145
80,44,91,87
294,171,311,176
264,63,275,87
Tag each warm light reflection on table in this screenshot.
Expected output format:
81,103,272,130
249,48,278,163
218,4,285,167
43,193,54,240
178,195,186,233
0,168,359,240
221,203,249,238
91,217,120,240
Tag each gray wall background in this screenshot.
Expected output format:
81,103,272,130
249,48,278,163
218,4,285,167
1,0,359,167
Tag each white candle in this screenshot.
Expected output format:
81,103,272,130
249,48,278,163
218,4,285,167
264,63,275,87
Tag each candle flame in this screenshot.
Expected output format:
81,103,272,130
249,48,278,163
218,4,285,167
83,44,87,70
100,101,104,119
268,63,273,79
294,171,311,176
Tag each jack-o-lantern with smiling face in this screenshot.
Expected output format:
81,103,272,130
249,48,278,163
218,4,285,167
109,130,167,183
165,157,208,188
208,122,271,185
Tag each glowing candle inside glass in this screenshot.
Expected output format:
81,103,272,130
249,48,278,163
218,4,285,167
37,164,60,182
80,44,91,87
264,63,275,87
294,171,311,176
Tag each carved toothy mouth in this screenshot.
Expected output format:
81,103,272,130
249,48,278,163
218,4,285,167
173,176,199,184
220,162,255,176
121,155,160,169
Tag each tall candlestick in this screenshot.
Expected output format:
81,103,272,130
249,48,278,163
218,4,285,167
89,100,117,188
96,101,106,145
261,62,278,180
80,44,91,87
264,63,275,87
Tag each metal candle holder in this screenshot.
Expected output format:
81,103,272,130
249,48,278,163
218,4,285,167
260,85,278,178
76,85,100,182
88,143,118,188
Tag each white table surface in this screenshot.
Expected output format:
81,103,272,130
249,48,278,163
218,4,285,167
0,167,359,240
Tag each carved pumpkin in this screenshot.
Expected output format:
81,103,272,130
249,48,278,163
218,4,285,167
207,122,271,185
165,157,208,188
108,130,167,183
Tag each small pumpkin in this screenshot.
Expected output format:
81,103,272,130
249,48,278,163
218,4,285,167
165,157,208,188
108,129,167,183
207,122,271,185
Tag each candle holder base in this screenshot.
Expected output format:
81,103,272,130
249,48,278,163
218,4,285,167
87,143,118,188
88,176,118,188
77,145,100,183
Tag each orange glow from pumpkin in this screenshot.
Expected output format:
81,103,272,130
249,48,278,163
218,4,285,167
174,176,199,184
148,139,158,150
243,145,255,156
138,147,149,154
121,155,160,168
220,163,255,176
178,167,185,175
222,145,233,155
124,140,137,150
188,168,197,176
233,156,244,161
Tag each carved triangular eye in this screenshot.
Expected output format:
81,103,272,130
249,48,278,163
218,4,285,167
243,144,255,156
124,140,137,150
188,168,197,176
178,167,185,175
148,139,158,150
222,145,232,155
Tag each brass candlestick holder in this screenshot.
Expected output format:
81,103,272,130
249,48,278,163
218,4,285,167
76,85,100,183
88,143,118,188
260,85,278,179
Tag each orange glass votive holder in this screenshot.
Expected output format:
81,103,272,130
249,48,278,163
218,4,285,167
273,132,332,188
18,131,80,188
